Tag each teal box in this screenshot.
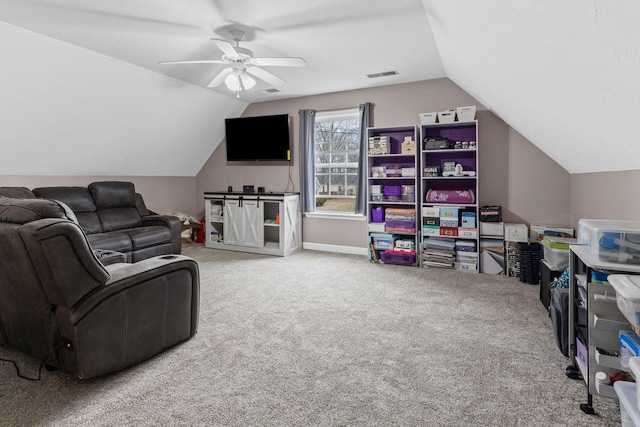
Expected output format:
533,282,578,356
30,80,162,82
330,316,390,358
440,207,459,218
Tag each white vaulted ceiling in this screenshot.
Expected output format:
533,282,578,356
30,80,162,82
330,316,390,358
0,0,638,175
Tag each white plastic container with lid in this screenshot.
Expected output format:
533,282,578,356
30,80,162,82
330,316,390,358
628,358,640,418
578,219,640,264
608,275,640,329
614,380,640,427
541,238,570,270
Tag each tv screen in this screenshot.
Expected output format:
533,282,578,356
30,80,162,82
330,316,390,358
225,114,291,162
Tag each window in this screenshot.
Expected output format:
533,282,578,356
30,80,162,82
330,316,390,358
313,108,360,213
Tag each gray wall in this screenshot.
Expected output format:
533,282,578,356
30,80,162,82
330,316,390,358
571,171,640,229
3,76,632,250
195,78,572,250
0,175,196,215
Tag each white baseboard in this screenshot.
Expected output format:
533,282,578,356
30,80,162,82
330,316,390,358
302,242,368,256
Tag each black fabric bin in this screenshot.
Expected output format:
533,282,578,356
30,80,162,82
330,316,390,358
518,242,542,284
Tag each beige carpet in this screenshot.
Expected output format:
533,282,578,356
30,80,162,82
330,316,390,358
0,245,622,426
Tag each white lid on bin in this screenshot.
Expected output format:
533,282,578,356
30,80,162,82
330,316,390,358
614,380,640,427
608,274,640,302
630,356,640,378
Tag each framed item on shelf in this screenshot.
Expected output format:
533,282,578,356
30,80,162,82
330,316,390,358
442,161,457,173
423,167,439,177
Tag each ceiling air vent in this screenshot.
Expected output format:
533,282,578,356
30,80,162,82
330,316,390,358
255,88,281,95
367,70,399,78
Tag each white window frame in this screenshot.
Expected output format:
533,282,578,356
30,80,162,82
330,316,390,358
312,107,361,216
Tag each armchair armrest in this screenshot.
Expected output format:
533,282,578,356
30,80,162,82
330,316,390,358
141,214,181,253
63,254,199,378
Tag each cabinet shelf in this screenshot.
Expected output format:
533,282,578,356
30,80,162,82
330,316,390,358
422,203,477,208
369,176,415,180
422,176,477,180
370,201,415,205
424,148,477,154
421,120,479,272
368,153,416,158
366,125,419,267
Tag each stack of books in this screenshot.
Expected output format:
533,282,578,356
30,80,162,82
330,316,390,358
422,237,456,269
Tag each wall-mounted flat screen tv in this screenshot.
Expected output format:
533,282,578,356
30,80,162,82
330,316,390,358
225,114,291,162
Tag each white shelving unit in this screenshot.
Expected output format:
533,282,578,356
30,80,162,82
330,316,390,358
204,192,301,256
420,120,479,272
365,125,419,266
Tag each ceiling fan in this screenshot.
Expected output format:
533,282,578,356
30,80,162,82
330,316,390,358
159,29,306,96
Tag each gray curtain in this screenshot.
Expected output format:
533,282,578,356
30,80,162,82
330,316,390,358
355,102,373,215
298,109,316,213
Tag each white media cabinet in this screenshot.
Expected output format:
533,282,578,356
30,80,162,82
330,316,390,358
204,192,301,256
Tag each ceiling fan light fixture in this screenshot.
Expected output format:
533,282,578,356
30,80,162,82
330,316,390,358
224,70,256,93
240,73,256,90
224,72,241,91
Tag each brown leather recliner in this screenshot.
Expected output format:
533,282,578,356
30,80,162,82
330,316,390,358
0,196,199,379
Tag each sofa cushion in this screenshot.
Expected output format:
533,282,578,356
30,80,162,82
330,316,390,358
0,197,77,225
89,182,142,232
86,232,132,253
33,186,102,234
0,187,36,199
89,181,137,209
123,226,173,250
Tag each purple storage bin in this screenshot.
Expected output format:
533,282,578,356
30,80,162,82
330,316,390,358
371,207,384,222
383,185,402,197
382,251,415,265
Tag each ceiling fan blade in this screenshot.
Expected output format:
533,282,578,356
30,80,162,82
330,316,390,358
252,57,307,67
246,66,285,88
159,60,226,65
207,68,234,88
211,38,238,57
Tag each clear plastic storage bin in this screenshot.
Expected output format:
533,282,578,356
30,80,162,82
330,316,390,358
578,219,640,265
541,238,570,270
614,380,640,427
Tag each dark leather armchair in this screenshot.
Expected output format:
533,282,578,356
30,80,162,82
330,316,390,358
0,196,199,379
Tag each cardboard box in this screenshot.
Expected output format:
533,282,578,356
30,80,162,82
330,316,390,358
480,221,504,237
422,225,440,236
456,105,476,122
401,167,416,177
504,223,528,243
423,217,440,226
419,112,437,125
401,140,416,154
437,110,456,124
530,224,574,241
458,228,477,239
423,207,440,217
368,222,386,233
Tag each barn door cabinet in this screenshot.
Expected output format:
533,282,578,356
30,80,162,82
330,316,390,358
204,192,301,256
